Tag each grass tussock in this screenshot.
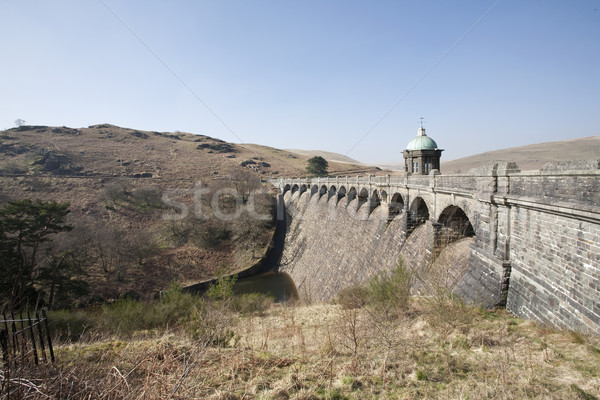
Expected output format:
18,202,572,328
2,267,600,399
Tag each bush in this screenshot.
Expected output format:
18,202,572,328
231,292,274,315
98,282,198,335
207,268,237,301
363,258,412,318
49,309,95,342
336,285,367,309
425,290,477,336
187,300,236,346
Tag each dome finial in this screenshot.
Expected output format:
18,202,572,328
418,117,426,136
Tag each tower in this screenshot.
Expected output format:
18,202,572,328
402,123,443,175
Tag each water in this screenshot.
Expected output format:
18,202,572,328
233,270,298,302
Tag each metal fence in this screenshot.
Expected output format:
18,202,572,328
0,309,54,367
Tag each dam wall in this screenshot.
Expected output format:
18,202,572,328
274,161,600,335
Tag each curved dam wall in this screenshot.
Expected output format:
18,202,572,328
281,190,405,302
275,161,600,335
280,190,473,303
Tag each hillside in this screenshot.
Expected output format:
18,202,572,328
0,124,381,306
442,135,600,174
284,148,363,165
378,135,600,174
240,144,381,175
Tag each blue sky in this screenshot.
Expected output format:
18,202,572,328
1,1,599,163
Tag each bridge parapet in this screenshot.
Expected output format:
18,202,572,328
273,166,600,210
435,175,479,192
508,170,600,208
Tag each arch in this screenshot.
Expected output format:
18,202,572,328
438,205,475,237
283,184,291,195
370,190,382,213
379,190,388,204
409,196,430,225
338,186,347,204
347,187,357,203
328,185,337,199
299,184,307,195
319,185,328,198
291,184,299,195
310,185,319,196
358,188,369,208
388,193,405,221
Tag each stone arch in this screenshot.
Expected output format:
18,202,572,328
434,199,478,233
299,184,307,195
388,193,405,221
283,184,291,195
310,185,319,196
370,190,382,213
319,185,328,198
379,190,388,204
291,184,299,195
338,186,347,204
347,187,357,203
409,196,430,227
328,185,337,199
438,205,475,238
358,187,369,208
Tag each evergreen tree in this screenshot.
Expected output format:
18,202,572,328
0,199,76,309
306,156,329,177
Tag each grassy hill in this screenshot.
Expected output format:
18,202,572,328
441,135,600,174
240,144,382,175
283,148,363,165
0,124,381,305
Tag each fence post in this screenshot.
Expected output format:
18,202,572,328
0,329,8,366
27,311,39,365
18,311,25,366
42,309,54,363
9,311,17,358
2,311,12,359
36,311,47,363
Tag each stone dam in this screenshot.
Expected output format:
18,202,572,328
271,161,600,335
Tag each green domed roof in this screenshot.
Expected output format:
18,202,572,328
405,126,438,151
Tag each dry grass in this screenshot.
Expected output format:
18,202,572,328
3,299,600,399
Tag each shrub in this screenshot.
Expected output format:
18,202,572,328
363,258,412,318
98,282,198,335
207,267,237,301
424,290,477,336
231,292,274,315
336,285,367,309
188,300,236,346
49,309,95,342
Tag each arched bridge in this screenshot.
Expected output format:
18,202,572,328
271,161,600,335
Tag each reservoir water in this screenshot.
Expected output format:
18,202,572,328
233,270,298,302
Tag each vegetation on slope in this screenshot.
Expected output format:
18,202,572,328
0,124,292,305
2,265,599,399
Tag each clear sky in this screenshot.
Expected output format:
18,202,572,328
1,1,599,163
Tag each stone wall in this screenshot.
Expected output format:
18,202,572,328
507,206,600,333
281,191,405,302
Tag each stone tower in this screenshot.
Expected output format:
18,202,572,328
403,124,443,174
